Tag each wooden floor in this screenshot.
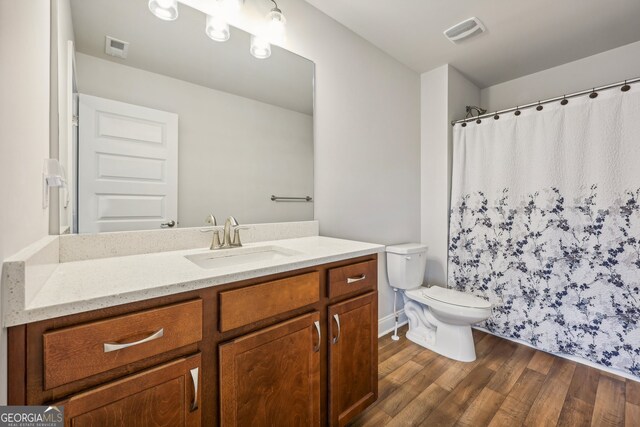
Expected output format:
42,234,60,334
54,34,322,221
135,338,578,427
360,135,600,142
348,326,640,427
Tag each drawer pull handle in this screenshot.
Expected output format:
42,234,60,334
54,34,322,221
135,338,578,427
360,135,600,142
103,328,164,353
313,320,321,353
332,314,341,344
190,367,199,411
347,274,366,284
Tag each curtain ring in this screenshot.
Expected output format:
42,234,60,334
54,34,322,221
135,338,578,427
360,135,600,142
514,106,521,116
461,121,467,127
494,112,500,120
560,95,568,106
589,88,598,99
536,101,543,111
476,118,482,124
622,80,631,92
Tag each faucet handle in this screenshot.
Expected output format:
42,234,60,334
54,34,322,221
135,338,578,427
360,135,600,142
231,226,250,247
205,214,217,226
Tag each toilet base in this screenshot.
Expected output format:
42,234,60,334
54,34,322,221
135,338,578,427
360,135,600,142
406,323,477,362
403,299,478,362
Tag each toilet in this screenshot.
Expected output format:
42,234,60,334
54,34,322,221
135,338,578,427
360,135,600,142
386,243,492,362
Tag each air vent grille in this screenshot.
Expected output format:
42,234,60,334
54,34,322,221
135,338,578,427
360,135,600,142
444,17,486,43
105,36,129,59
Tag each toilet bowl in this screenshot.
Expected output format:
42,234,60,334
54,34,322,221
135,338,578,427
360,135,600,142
386,243,492,362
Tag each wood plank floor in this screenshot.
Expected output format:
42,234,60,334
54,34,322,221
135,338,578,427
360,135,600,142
348,326,640,427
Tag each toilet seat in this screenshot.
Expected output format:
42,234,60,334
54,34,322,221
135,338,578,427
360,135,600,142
405,286,490,309
422,286,491,309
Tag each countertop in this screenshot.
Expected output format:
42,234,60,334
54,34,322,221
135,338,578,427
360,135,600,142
4,236,384,326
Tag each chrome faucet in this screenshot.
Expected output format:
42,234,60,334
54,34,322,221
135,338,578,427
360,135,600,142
203,214,248,250
222,216,239,247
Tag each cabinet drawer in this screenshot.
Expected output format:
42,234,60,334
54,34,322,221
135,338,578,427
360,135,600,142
328,260,377,299
43,299,202,390
219,272,320,332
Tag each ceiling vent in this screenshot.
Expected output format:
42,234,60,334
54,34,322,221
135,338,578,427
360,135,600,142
105,36,129,59
444,17,485,44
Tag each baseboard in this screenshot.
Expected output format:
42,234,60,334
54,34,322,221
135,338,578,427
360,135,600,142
378,309,408,338
473,326,640,383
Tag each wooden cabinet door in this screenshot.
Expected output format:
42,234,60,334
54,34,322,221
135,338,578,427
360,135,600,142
60,354,201,427
328,292,378,427
219,312,321,427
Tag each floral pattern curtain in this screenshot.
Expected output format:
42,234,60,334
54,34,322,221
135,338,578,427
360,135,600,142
448,88,640,377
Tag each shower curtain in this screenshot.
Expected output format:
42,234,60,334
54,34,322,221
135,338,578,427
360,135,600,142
448,88,640,377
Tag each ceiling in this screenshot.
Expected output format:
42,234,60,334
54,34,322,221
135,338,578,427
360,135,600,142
304,0,640,88
71,0,314,114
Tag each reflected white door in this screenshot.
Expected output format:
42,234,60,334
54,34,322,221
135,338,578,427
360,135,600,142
78,94,178,233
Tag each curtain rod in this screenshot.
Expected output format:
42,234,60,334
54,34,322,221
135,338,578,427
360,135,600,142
451,76,640,126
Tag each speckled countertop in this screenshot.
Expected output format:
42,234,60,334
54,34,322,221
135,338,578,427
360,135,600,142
3,236,383,326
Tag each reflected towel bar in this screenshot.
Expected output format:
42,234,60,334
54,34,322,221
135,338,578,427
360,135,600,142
271,195,313,202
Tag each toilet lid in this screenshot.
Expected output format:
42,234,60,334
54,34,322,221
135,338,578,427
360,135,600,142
422,286,491,309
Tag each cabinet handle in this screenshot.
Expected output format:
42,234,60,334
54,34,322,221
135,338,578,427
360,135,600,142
313,320,321,352
103,328,164,353
332,314,341,344
347,274,366,284
190,367,199,411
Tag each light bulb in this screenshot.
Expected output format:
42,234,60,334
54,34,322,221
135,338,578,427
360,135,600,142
206,14,230,42
250,34,271,59
148,0,178,21
265,8,286,43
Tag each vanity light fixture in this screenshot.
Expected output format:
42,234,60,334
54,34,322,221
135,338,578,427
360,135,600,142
265,1,286,44
205,0,244,42
250,34,272,59
206,14,230,42
250,0,286,59
148,0,178,21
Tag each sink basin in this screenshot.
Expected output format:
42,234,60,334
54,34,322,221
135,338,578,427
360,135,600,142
185,245,302,269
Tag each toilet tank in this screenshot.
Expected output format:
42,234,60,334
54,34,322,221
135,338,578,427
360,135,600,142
386,243,428,290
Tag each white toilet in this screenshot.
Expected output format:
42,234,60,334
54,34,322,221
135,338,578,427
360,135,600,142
386,243,492,362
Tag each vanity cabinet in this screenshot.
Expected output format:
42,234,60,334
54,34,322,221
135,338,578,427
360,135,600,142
328,292,378,427
219,312,321,426
59,354,201,427
7,254,378,426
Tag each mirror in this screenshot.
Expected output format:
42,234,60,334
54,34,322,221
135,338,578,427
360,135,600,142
53,0,314,234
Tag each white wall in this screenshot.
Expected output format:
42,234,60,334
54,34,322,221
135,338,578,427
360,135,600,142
420,65,480,287
481,40,640,112
0,0,52,405
284,0,421,321
420,65,449,286
75,53,314,227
